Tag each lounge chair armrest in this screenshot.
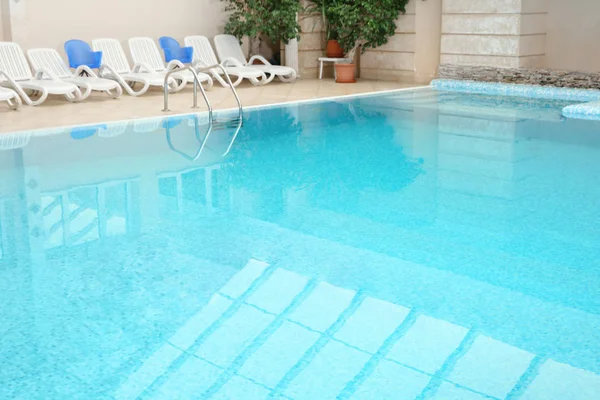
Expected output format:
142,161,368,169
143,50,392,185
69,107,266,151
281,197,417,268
221,57,245,68
75,65,99,77
34,67,60,80
166,60,185,71
0,70,37,106
0,70,20,88
132,62,155,73
98,64,121,79
192,59,211,69
248,55,272,66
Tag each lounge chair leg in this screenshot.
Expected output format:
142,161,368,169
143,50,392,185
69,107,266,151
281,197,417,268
279,70,297,83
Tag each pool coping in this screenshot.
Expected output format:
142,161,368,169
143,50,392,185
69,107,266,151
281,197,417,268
0,85,431,136
431,79,600,121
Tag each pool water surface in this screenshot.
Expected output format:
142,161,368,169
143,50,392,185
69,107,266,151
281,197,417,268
1,88,599,399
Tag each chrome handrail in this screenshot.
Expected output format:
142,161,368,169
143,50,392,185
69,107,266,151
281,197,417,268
222,116,244,156
163,66,212,117
163,64,244,157
205,64,244,155
162,64,243,121
200,64,243,120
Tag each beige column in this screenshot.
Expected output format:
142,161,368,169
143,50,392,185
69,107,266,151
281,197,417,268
441,0,546,68
414,0,443,83
297,2,326,79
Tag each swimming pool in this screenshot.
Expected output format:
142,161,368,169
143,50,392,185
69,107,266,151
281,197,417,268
1,88,599,399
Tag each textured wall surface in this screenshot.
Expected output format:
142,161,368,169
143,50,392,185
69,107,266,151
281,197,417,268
441,0,546,68
438,64,600,90
360,1,417,81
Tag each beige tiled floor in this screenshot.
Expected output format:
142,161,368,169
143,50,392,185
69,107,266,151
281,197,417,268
0,79,423,133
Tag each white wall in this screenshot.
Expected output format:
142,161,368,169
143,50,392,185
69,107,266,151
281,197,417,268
545,0,600,72
5,0,226,53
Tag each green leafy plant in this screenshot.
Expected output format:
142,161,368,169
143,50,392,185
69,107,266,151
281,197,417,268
222,0,302,56
303,0,340,40
309,0,409,58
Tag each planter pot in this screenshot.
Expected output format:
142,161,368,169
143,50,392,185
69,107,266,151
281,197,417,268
326,40,344,58
335,63,356,83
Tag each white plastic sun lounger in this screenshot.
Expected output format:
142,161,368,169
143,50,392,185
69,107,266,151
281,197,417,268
128,37,213,90
184,36,267,87
92,38,184,96
27,48,122,100
214,34,297,83
0,83,21,110
0,42,82,106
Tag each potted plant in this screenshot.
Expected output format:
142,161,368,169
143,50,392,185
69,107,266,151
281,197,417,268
328,0,410,83
221,0,302,60
305,0,343,58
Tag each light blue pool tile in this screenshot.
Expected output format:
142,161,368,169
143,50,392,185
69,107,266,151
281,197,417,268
563,101,600,121
520,360,600,400
431,382,490,400
219,259,269,298
386,315,468,374
114,343,183,400
334,297,410,353
0,363,28,399
287,281,355,332
447,335,534,398
245,268,309,314
431,79,600,103
211,375,270,400
349,359,431,400
150,356,222,400
284,340,370,400
169,294,233,350
238,321,320,388
16,370,101,400
195,304,275,367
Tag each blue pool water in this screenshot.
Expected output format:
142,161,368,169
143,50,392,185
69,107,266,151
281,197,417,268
1,88,600,399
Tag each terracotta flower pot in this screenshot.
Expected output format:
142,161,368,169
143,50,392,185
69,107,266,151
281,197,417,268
326,40,344,58
335,63,356,83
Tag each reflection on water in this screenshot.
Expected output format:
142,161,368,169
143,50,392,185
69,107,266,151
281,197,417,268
1,89,600,399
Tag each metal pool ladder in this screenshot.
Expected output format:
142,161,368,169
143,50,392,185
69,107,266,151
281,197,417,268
162,65,243,119
162,65,244,157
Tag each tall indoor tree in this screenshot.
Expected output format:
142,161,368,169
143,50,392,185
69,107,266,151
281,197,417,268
221,0,302,57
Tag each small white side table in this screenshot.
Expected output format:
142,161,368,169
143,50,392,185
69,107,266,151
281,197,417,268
318,57,352,80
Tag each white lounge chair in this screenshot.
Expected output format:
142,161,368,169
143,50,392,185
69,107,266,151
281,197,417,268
184,35,267,87
0,42,82,106
128,37,213,90
0,81,21,110
92,38,184,96
27,48,122,100
214,34,297,83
